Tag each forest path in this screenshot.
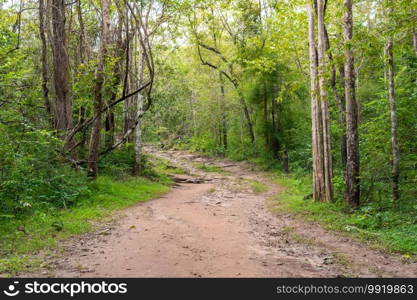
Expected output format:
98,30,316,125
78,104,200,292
44,146,415,277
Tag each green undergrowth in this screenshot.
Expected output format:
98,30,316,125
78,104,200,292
151,157,187,175
247,179,268,194
193,162,229,174
0,151,175,276
270,172,417,257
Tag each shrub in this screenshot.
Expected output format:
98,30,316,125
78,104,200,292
0,125,88,215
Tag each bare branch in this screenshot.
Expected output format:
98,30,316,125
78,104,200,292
65,81,151,144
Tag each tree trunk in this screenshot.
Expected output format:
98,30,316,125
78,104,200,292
133,53,146,176
413,32,417,56
51,0,73,146
271,83,280,159
386,38,400,203
190,90,197,136
133,96,144,175
282,149,289,174
263,81,269,149
219,73,227,151
338,65,348,172
236,89,255,145
88,0,109,178
343,0,360,208
105,112,115,146
76,0,88,63
230,79,254,145
244,100,255,145
39,0,52,125
307,0,325,201
125,31,137,139
325,23,347,174
317,0,333,202
331,64,348,173
105,16,126,147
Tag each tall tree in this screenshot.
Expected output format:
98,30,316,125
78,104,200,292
385,2,400,203
324,25,347,174
316,0,333,202
133,52,146,175
105,8,126,147
88,0,110,178
307,0,333,202
38,0,51,124
50,0,73,147
219,73,227,151
307,0,323,201
343,0,360,207
196,43,255,144
76,0,88,63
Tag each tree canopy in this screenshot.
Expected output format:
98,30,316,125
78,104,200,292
0,0,416,219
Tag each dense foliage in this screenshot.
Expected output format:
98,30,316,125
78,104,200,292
0,0,415,253
144,0,416,207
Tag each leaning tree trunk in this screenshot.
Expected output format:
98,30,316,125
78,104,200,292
243,99,255,145
88,0,109,178
343,0,360,208
307,0,325,201
235,89,255,145
317,0,333,202
386,38,400,203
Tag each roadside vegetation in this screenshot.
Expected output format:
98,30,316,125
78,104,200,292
1,0,415,275
248,180,268,194
227,155,416,256
266,170,417,256
193,163,229,174
0,146,175,276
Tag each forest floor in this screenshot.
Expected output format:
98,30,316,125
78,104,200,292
26,146,416,277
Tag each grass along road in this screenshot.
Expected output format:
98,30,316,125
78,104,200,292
21,146,417,277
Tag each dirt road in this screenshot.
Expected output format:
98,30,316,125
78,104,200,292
41,147,416,277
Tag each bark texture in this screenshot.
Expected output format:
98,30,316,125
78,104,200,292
343,0,360,207
219,73,227,151
307,0,333,202
386,38,400,202
51,0,73,140
88,0,109,178
39,0,52,124
133,53,146,176
316,0,333,202
307,0,324,201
